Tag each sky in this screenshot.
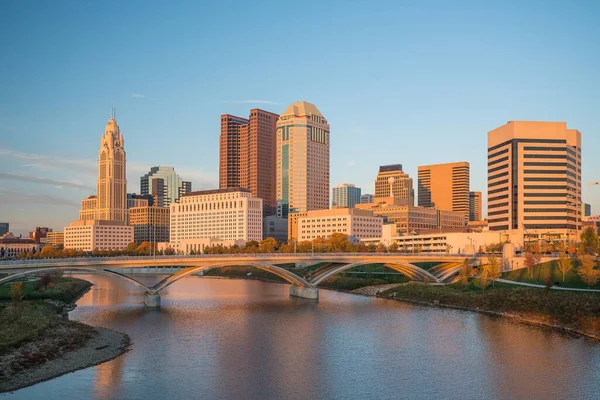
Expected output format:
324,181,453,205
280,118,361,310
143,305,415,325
1,0,599,235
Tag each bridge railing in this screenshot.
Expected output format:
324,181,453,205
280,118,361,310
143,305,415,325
0,252,517,267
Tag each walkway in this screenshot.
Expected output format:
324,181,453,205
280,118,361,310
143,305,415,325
495,278,600,293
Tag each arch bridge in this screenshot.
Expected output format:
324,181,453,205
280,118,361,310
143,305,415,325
0,253,546,307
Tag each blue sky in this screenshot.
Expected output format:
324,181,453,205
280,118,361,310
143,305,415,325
1,0,599,235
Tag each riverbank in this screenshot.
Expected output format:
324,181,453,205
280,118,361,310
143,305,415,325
378,283,600,341
0,279,130,393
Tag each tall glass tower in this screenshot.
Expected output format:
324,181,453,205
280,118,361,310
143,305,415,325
140,166,191,207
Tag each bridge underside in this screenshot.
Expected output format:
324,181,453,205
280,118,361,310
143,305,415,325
0,259,455,307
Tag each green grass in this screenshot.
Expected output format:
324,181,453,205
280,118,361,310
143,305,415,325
0,278,92,303
319,276,390,291
503,261,599,290
412,262,440,271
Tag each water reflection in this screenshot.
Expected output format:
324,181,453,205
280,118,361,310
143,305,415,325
6,274,600,400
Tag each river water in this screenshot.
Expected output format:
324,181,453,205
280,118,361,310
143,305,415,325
5,274,600,399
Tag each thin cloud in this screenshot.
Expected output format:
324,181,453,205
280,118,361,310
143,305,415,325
220,100,277,105
131,93,145,98
0,172,93,190
0,189,79,207
1,148,97,173
347,161,356,167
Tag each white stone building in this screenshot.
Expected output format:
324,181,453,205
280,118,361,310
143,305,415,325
169,188,262,252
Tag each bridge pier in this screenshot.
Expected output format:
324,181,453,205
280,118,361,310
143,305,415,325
289,285,319,300
144,292,161,308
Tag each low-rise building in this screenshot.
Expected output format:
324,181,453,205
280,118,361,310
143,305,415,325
46,231,65,247
64,220,134,252
355,197,465,235
128,206,170,243
361,230,524,255
0,237,41,258
293,208,383,243
160,238,246,254
169,188,263,252
263,216,288,242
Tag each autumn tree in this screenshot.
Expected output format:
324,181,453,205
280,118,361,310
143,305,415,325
577,254,600,291
557,252,573,282
579,227,599,255
259,237,278,253
124,242,138,256
474,268,491,294
376,243,387,253
136,242,152,256
39,246,58,259
458,258,472,288
10,282,24,302
524,252,541,278
486,254,502,287
328,233,351,252
388,242,399,253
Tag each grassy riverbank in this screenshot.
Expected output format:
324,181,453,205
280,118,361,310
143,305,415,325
381,283,600,339
0,277,92,303
0,278,129,392
503,260,600,290
205,265,411,291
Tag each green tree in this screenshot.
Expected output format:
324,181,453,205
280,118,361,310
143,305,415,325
124,242,138,256
579,227,599,255
486,254,502,287
259,237,278,253
577,254,600,290
557,252,573,282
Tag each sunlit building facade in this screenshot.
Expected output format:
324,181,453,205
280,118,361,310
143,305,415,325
276,101,330,218
487,121,582,241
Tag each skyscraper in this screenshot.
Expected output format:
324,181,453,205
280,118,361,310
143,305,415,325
360,194,374,204
276,101,330,218
141,166,191,207
487,121,581,240
219,109,279,215
418,162,470,220
95,111,127,222
469,191,482,222
374,165,414,205
332,183,361,208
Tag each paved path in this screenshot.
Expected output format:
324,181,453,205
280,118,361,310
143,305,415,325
496,278,600,292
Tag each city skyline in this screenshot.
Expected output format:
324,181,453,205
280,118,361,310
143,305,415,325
2,1,599,234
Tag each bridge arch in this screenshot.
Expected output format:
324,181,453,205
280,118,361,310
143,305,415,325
151,262,311,293
0,267,152,292
308,262,440,286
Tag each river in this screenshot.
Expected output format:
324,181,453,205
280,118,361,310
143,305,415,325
5,274,600,399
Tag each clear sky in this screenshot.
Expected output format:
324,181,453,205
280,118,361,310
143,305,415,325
1,0,599,235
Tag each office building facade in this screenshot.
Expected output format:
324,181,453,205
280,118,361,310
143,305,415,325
418,162,470,220
220,109,279,216
276,101,330,218
487,121,582,241
169,188,263,246
295,208,383,243
360,194,374,204
141,166,191,207
374,164,414,205
332,183,361,208
128,206,170,243
469,191,482,222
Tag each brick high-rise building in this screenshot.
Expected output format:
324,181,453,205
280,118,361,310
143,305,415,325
487,121,581,241
220,109,279,216
418,162,470,221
